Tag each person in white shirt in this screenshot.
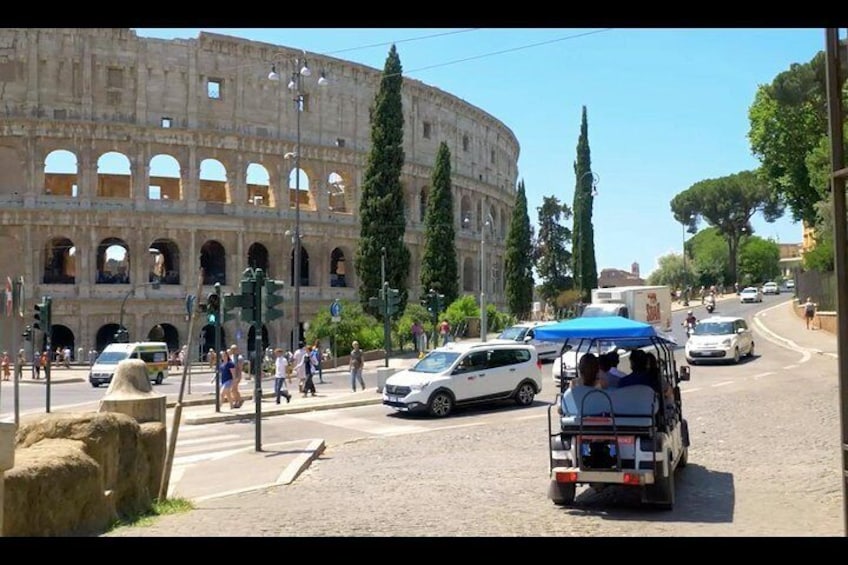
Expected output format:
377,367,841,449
274,347,291,404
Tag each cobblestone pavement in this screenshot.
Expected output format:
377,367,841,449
106,343,844,537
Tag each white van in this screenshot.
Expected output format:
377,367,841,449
89,342,169,388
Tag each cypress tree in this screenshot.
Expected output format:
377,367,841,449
420,141,459,303
504,180,534,319
572,106,597,302
355,44,411,317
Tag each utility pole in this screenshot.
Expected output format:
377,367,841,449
159,267,205,501
381,247,389,367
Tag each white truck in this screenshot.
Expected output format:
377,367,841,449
552,285,674,386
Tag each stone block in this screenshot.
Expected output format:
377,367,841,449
99,359,166,425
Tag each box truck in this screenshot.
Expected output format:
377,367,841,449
582,285,673,333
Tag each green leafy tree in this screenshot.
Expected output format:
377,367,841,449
420,141,458,304
747,51,834,226
305,300,379,357
571,106,598,302
671,170,783,285
533,196,573,307
688,228,731,288
646,253,689,288
504,180,534,319
739,236,780,284
355,44,411,319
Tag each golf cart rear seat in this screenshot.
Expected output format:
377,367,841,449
560,384,658,430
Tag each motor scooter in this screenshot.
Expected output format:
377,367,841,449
706,302,715,314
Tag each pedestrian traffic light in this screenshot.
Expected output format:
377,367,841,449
387,287,401,316
263,278,285,321
22,325,33,342
114,327,129,343
34,297,52,334
207,286,221,324
368,295,382,315
240,277,257,323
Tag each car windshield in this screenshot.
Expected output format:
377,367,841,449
96,351,129,364
693,322,734,336
498,327,528,341
742,288,757,294
764,283,776,287
411,351,461,373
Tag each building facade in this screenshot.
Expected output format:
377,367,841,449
0,29,519,359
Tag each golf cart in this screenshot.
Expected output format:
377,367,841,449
534,316,691,510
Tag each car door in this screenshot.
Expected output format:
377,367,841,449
736,319,753,354
450,350,490,402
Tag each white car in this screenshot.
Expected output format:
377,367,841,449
762,282,780,295
493,321,560,363
684,316,755,365
551,340,618,387
382,342,542,418
739,287,762,303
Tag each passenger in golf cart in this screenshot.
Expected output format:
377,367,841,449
535,316,690,510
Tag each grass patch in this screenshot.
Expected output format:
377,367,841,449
108,497,195,530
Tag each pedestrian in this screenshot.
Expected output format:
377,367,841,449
228,344,244,408
219,350,239,409
273,347,292,404
412,321,423,353
63,345,71,369
439,319,451,346
804,297,817,330
349,340,365,392
311,339,324,384
293,340,315,397
1,352,10,381
16,349,25,381
207,348,217,370
40,351,48,375
302,344,317,397
32,350,40,379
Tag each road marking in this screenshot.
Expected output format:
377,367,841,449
752,372,774,380
167,466,186,498
681,388,701,394
290,412,430,436
827,353,838,359
783,365,799,370
176,433,240,447
710,381,734,388
752,300,812,364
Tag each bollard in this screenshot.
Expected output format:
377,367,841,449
0,422,15,536
376,367,396,393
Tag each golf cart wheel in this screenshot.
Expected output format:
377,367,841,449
548,480,576,506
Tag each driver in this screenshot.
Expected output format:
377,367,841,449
682,310,697,328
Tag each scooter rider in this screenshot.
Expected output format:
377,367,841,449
706,292,716,312
683,310,697,336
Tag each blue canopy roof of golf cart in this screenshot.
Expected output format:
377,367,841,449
534,316,674,346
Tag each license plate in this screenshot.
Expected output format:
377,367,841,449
388,395,400,403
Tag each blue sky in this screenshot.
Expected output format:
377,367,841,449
131,28,826,278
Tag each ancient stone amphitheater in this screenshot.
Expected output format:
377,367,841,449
0,28,519,360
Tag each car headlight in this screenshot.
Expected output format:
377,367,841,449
722,339,732,347
409,382,429,391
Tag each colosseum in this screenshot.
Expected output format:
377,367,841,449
0,28,519,362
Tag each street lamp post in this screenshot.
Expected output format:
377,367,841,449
269,52,328,352
480,214,494,342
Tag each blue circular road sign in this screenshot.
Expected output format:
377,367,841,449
330,300,342,317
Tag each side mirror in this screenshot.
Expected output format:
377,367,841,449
737,328,745,334
523,336,533,343
679,365,691,381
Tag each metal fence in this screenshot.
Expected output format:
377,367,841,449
796,270,837,311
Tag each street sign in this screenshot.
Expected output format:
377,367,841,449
185,294,195,315
330,300,341,322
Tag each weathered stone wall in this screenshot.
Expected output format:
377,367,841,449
3,412,166,537
0,28,517,356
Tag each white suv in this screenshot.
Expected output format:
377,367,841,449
492,321,560,362
382,342,542,418
684,315,754,364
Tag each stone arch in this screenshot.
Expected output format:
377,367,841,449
330,247,348,287
327,171,347,213
460,195,472,231
44,149,78,197
500,206,507,237
43,236,76,284
149,238,180,285
97,151,132,198
50,325,75,360
290,244,310,287
199,158,228,203
476,201,483,232
149,154,182,200
463,256,475,292
200,240,226,285
200,323,227,359
288,166,312,211
96,237,130,284
148,323,179,352
419,186,428,223
247,242,270,274
247,162,272,207
96,323,121,352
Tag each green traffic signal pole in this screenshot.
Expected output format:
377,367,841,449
214,283,223,413
252,268,265,452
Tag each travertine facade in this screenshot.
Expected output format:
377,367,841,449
0,28,519,358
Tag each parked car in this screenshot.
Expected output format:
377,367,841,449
739,286,763,303
382,342,542,418
492,321,559,363
762,281,780,295
684,316,755,365
785,279,796,290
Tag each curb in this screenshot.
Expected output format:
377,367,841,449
182,395,384,425
7,377,85,385
277,438,326,485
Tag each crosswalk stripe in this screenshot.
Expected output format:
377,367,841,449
290,412,430,435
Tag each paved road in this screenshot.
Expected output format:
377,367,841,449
104,297,846,536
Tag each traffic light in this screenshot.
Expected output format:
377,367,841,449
34,297,52,334
263,278,285,321
22,325,33,342
240,277,257,323
114,328,129,343
207,286,221,324
368,295,382,314
387,287,401,316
